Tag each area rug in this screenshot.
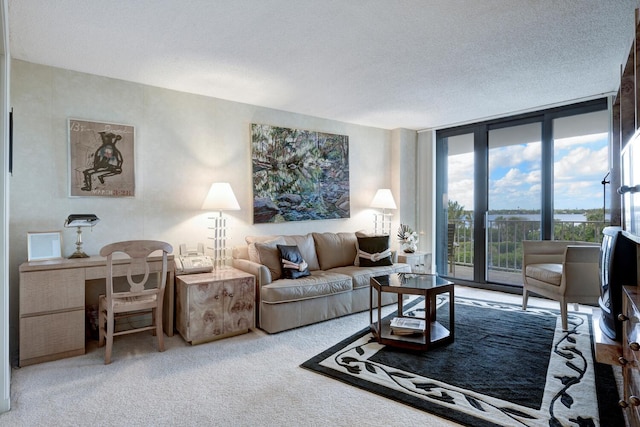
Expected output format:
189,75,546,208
301,297,624,427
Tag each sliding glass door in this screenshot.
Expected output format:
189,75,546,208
443,133,475,281
436,99,609,289
487,122,542,284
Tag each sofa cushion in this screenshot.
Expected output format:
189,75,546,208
254,237,287,280
277,244,310,279
281,234,320,271
525,263,562,286
330,263,412,289
260,270,353,304
247,234,320,271
312,232,358,270
357,235,392,267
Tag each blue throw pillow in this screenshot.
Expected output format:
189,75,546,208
277,244,311,279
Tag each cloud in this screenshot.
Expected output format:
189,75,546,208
555,146,608,181
445,132,608,211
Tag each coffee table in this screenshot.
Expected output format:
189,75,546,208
369,273,454,351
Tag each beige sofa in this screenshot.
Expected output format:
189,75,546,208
232,232,411,333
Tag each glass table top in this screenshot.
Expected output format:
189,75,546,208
371,273,453,291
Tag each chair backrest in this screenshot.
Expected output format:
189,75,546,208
100,240,173,299
522,240,597,266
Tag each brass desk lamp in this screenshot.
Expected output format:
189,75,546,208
64,214,100,258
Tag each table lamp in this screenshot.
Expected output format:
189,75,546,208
370,189,396,235
201,182,240,269
64,214,100,258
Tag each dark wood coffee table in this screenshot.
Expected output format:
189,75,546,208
369,273,454,351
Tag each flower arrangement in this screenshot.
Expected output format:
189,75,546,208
397,224,419,253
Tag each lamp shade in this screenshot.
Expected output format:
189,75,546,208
370,189,397,209
201,182,240,211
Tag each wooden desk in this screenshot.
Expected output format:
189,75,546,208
19,254,175,367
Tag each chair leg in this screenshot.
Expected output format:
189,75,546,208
105,311,114,365
98,298,105,347
522,288,529,311
154,307,165,352
560,300,568,331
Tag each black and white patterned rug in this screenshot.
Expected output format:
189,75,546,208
301,296,624,427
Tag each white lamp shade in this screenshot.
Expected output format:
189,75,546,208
370,189,397,209
201,182,240,211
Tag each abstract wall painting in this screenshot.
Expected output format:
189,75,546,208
68,119,135,197
251,124,350,224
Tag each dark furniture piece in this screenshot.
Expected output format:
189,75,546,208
369,273,454,351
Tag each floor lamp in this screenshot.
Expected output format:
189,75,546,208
370,189,396,235
201,182,240,269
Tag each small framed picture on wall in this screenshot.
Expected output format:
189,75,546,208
68,119,135,197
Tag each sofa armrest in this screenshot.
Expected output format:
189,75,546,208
232,258,272,287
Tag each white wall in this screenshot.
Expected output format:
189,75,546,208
7,59,415,361
0,0,9,413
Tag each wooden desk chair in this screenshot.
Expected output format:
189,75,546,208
98,240,173,364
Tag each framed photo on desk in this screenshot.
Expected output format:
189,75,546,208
27,231,63,261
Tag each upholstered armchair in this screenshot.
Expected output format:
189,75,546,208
522,240,601,330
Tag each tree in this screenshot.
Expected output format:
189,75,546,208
447,200,465,223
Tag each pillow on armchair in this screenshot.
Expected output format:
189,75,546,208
357,235,393,267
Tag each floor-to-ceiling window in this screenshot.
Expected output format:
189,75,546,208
436,98,610,290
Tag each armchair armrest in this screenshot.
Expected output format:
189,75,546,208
564,245,600,263
563,245,600,302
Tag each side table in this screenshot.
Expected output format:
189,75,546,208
370,273,454,351
176,268,255,345
397,251,431,273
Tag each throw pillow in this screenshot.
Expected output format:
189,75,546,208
245,235,278,264
277,244,311,279
254,237,287,280
357,235,393,267
354,229,380,266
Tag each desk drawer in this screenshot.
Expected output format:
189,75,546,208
19,309,85,364
20,269,85,314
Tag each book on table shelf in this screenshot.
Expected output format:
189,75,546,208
390,317,425,335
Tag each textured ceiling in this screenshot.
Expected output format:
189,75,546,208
7,0,639,130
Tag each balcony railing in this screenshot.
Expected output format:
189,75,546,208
450,219,606,276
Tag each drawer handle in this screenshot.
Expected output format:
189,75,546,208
619,356,629,366
631,342,640,352
215,295,220,300
619,397,640,407
228,293,233,298
618,314,630,322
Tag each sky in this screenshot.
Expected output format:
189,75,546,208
447,132,609,212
